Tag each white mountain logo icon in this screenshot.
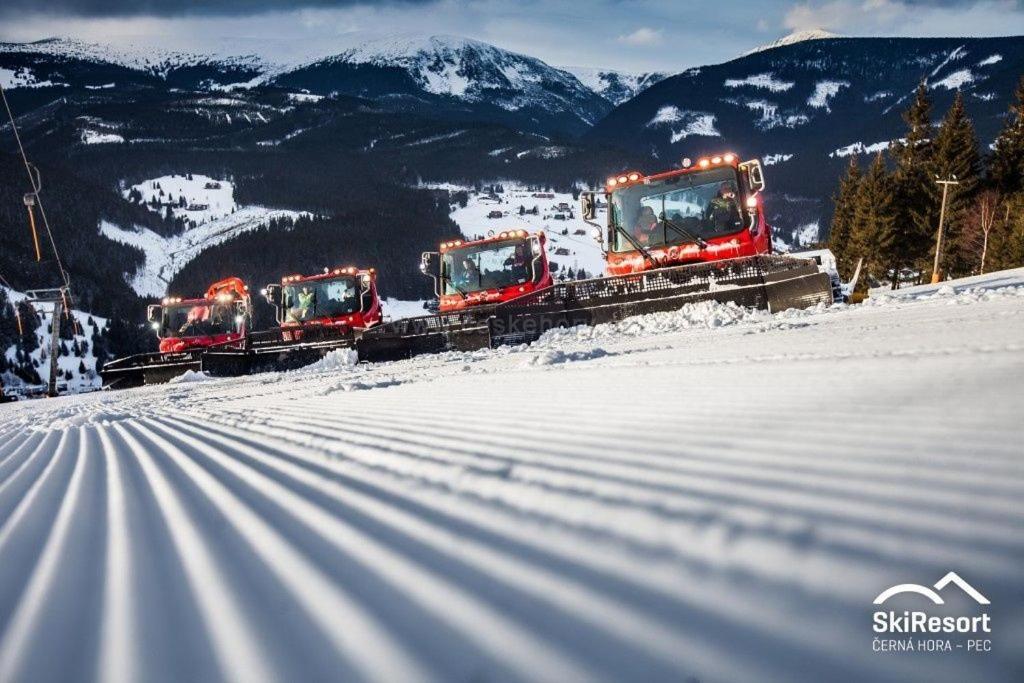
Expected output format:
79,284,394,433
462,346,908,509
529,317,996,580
873,571,990,605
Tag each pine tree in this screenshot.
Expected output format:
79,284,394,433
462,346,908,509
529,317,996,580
850,153,899,287
889,82,937,280
828,157,862,278
930,93,981,278
989,76,1024,196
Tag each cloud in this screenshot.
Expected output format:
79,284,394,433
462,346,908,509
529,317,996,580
0,0,434,18
617,27,663,46
783,0,1024,33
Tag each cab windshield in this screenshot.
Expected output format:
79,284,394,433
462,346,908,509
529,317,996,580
610,167,744,253
283,276,360,323
442,239,537,296
161,301,241,338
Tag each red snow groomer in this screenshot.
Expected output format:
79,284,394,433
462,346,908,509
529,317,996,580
357,153,833,361
201,265,385,375
430,230,553,312
101,277,252,388
594,152,772,275
155,277,251,353
271,266,382,332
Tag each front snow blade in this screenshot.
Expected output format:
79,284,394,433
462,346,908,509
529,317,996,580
101,351,204,389
356,309,493,363
487,255,832,347
356,255,832,361
201,325,360,377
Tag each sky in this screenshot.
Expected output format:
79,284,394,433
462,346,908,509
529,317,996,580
0,0,1022,70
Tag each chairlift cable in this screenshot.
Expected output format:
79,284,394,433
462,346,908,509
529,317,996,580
0,82,72,291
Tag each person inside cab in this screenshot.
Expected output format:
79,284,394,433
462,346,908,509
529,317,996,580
179,305,211,336
632,205,659,246
285,286,315,323
503,243,532,283
454,257,481,290
705,182,741,231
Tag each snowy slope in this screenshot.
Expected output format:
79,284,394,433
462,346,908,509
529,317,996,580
0,270,1021,681
103,175,308,297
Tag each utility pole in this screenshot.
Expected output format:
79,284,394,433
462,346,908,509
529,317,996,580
931,176,960,284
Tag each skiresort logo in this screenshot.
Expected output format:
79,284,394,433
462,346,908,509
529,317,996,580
873,571,990,606
871,572,993,655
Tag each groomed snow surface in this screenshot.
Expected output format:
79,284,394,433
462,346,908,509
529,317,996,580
0,269,1022,681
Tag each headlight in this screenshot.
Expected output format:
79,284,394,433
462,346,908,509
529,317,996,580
150,322,160,330
234,315,244,324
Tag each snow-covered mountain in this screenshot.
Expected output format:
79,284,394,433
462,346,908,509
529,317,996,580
0,36,266,77
269,35,611,136
559,66,669,105
742,29,841,56
0,34,616,136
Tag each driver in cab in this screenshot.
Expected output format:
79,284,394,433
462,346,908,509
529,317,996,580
503,243,532,283
454,257,481,290
632,205,659,247
705,182,742,231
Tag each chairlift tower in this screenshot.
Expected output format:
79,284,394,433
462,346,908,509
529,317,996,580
25,287,71,397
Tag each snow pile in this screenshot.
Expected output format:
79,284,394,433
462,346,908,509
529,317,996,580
535,300,769,349
302,348,359,372
807,80,849,111
977,54,1002,66
523,348,609,366
866,267,1024,302
724,73,794,92
168,370,213,383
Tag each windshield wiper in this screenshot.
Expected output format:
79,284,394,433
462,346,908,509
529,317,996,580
610,222,660,266
659,214,709,249
442,275,469,299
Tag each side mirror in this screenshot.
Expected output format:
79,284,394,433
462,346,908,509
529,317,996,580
743,160,766,193
234,301,248,329
262,283,282,307
146,304,162,332
580,192,596,221
420,251,441,296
